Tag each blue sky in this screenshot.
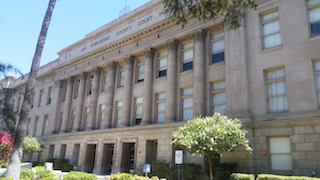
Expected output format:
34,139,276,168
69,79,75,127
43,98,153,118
0,0,150,75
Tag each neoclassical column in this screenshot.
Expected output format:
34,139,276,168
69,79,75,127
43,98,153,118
121,55,134,127
193,30,206,117
72,72,87,132
52,80,63,134
61,77,74,133
165,39,178,122
141,48,155,125
87,67,101,130
103,61,117,129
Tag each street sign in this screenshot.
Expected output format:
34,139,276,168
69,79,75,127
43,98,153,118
175,150,183,164
143,164,151,173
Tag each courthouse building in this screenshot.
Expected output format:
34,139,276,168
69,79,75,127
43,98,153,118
6,0,320,176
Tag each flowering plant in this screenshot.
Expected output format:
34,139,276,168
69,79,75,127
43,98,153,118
0,131,14,159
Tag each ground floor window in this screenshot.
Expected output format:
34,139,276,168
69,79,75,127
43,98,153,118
269,137,292,171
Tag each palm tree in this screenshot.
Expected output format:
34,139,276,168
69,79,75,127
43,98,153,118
5,0,56,179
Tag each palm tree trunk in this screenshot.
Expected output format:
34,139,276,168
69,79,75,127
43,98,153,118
5,0,56,179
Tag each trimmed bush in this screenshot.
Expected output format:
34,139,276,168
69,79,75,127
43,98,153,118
0,178,13,180
34,166,56,179
46,158,73,172
110,173,165,180
62,171,97,180
257,174,320,180
181,162,202,180
230,173,255,180
20,168,35,179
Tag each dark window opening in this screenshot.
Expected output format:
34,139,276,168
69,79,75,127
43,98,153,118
212,52,225,64
311,22,320,37
183,61,193,71
159,70,167,77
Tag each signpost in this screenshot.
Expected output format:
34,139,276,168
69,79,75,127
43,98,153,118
143,164,151,177
175,150,183,180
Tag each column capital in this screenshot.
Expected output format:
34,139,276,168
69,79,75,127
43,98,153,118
78,71,87,79
143,48,155,59
192,30,206,41
92,67,101,76
107,61,117,70
124,55,135,64
166,39,178,50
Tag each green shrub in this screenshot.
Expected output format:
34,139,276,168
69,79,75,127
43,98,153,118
34,166,56,179
181,162,202,180
20,168,35,179
62,171,97,180
0,178,13,180
257,174,320,180
150,160,167,178
110,173,164,180
32,161,45,167
46,158,73,172
230,173,255,180
218,162,237,180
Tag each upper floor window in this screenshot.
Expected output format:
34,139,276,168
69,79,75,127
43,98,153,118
98,104,106,129
156,93,166,123
136,60,145,83
211,32,225,64
314,61,320,105
182,42,193,71
47,86,53,105
101,70,108,92
266,68,288,112
73,79,80,99
83,107,90,130
118,66,125,88
42,114,49,135
87,75,93,96
211,81,226,114
158,51,168,77
134,97,143,125
33,116,39,136
307,0,320,37
62,81,67,102
115,101,123,128
38,89,43,107
181,87,193,120
261,9,282,49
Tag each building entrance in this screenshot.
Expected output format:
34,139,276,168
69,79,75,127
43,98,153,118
121,143,135,173
84,144,96,173
100,143,114,175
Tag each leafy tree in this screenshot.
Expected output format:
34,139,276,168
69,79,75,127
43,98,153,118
161,0,257,29
172,113,252,180
5,0,56,179
22,136,43,155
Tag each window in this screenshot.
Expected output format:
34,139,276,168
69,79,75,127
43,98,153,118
118,66,125,88
27,118,31,135
266,68,288,112
182,88,193,120
182,42,193,71
99,104,106,129
38,89,43,107
47,86,53,105
158,51,168,77
69,109,76,132
134,97,143,125
115,101,123,128
42,114,49,135
87,75,93,95
211,32,225,64
211,81,226,114
83,107,90,130
33,116,39,136
307,0,320,37
156,93,166,123
261,9,282,49
314,61,320,105
31,96,34,108
74,79,80,99
269,137,292,171
136,60,145,83
101,70,108,92
62,81,67,102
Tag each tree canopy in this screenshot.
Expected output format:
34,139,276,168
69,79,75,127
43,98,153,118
23,136,43,155
162,0,257,29
172,113,252,180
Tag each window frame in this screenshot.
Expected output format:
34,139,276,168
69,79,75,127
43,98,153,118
42,114,49,135
118,65,125,88
181,87,194,121
136,59,145,83
211,81,226,115
157,50,168,78
265,67,288,113
47,86,53,105
211,31,225,64
181,41,194,72
260,8,282,50
307,0,320,37
115,101,123,128
38,89,44,107
98,104,106,129
314,60,320,107
134,97,143,125
156,92,166,123
101,70,108,92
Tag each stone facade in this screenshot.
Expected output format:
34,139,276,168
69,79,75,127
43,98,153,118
5,0,320,177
